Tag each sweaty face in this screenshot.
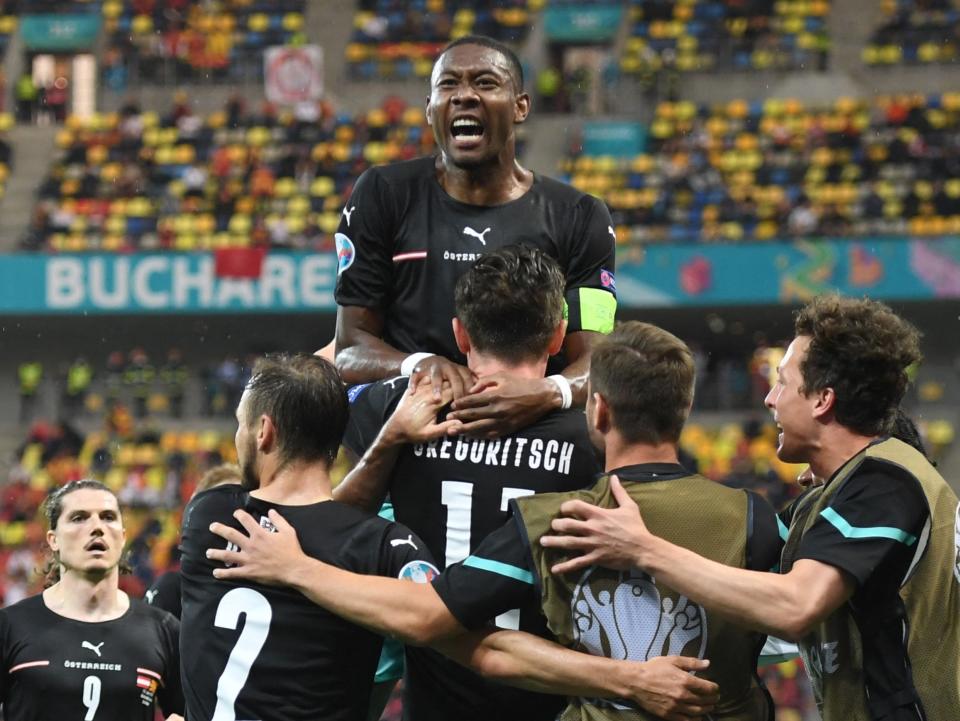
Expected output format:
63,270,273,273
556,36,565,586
49,489,125,578
426,44,527,169
764,336,818,464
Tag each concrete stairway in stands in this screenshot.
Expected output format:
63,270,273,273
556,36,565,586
0,124,57,249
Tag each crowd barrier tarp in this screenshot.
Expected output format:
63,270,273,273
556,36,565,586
0,251,337,314
1,239,958,314
616,237,960,306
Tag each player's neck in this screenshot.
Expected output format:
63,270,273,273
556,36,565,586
807,425,878,483
436,154,533,206
43,572,129,622
602,431,681,472
250,459,334,506
468,351,546,379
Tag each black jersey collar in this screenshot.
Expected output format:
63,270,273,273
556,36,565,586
605,463,689,484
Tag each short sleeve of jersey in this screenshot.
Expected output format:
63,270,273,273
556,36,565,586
431,518,537,630
156,611,185,716
792,459,929,587
334,167,396,309
145,570,181,619
562,195,617,335
342,378,407,459
337,516,439,581
746,490,783,572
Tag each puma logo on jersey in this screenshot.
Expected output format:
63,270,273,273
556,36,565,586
342,206,356,226
390,535,418,550
145,588,158,604
259,516,277,533
82,641,105,657
463,226,491,245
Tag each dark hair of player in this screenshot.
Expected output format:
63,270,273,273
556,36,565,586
243,354,348,467
589,321,696,445
453,245,565,365
891,408,931,460
440,34,524,92
40,479,131,586
794,295,922,437
195,463,242,494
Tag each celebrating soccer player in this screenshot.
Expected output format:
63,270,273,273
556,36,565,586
333,35,617,436
0,481,183,721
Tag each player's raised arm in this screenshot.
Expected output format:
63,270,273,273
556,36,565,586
336,305,475,396
334,380,461,510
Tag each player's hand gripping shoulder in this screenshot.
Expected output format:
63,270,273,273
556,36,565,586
447,373,563,439
207,509,308,587
382,379,462,445
409,355,476,401
540,475,654,574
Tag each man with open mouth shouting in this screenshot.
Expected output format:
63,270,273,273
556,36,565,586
333,35,617,440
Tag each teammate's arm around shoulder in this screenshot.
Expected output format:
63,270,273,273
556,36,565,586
207,508,464,645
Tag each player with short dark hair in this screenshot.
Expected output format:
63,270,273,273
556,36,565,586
542,296,960,721
334,34,617,437
336,246,601,721
0,480,184,721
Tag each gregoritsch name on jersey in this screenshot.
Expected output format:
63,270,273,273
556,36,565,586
412,436,576,475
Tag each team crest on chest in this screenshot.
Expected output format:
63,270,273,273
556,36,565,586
571,568,707,665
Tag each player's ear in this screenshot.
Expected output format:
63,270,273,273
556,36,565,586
257,414,276,452
514,91,530,124
593,392,611,434
547,320,567,356
46,529,59,553
812,386,835,420
452,317,471,355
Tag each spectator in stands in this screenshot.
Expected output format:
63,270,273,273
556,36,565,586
17,360,43,424
160,348,189,419
61,356,93,420
124,348,155,419
14,71,35,124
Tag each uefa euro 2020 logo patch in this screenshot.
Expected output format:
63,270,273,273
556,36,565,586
600,268,616,293
397,560,440,585
335,233,356,276
571,566,707,711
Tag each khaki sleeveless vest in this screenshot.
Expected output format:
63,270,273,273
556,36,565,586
516,472,772,721
780,438,960,721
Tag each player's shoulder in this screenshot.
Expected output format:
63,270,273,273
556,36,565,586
525,408,593,445
0,593,46,625
534,172,605,209
127,596,178,628
347,375,409,406
364,156,435,188
183,484,246,529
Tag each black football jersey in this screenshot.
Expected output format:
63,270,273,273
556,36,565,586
0,595,182,721
144,569,181,619
343,377,601,721
180,485,438,721
334,156,618,365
